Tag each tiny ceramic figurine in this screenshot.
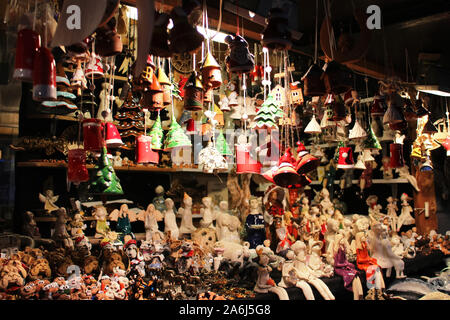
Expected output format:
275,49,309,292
137,204,164,242
322,159,337,196
215,203,241,243
22,211,40,238
307,240,334,278
397,193,415,232
124,239,145,278
366,195,387,223
91,206,111,239
39,189,60,214
52,208,74,249
380,156,393,179
395,165,420,192
68,212,86,238
113,151,123,167
278,250,315,300
152,185,167,214
163,198,179,240
109,204,137,243
178,193,197,235
199,197,216,229
368,223,406,278
386,196,399,232
319,188,333,216
245,197,266,249
253,249,289,300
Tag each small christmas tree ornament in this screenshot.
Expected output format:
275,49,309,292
363,126,382,151
135,135,159,164
224,34,255,74
336,147,355,169
13,29,41,82
251,94,283,131
83,118,104,152
32,47,57,101
150,11,171,57
89,146,124,195
156,68,172,106
67,147,90,184
201,51,222,89
169,6,204,54
273,148,301,188
301,63,326,97
183,71,204,111
261,7,292,50
215,130,232,156
164,116,192,150
295,142,320,175
321,60,353,95
148,114,164,150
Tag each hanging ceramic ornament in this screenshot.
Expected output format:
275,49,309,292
41,62,78,112
32,46,57,101
261,7,292,50
235,135,262,174
88,147,124,195
304,115,322,134
289,82,304,105
302,63,326,97
96,83,114,122
133,55,155,91
273,148,301,188
198,141,228,173
224,34,255,74
169,6,204,54
336,147,355,169
71,61,88,95
354,154,366,170
349,119,367,140
262,166,277,184
83,118,104,152
95,21,123,57
156,68,172,106
104,122,123,148
201,51,222,89
362,126,382,151
164,116,192,150
183,71,204,111
85,53,105,79
218,95,230,112
321,60,353,95
67,145,90,184
442,135,450,156
215,130,233,156
383,100,405,125
148,72,164,110
135,135,159,164
251,94,283,131
295,142,320,175
343,89,359,107
320,107,333,129
13,28,41,82
150,11,171,57
149,114,164,150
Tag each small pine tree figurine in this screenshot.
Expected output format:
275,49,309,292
164,116,192,150
251,94,284,131
216,130,233,156
89,147,124,195
148,114,164,150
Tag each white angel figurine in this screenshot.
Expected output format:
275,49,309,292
163,198,179,240
396,165,420,192
39,189,59,214
178,193,196,234
397,193,416,232
137,204,164,242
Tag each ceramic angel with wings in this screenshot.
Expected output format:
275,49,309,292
137,204,164,242
39,189,59,214
109,204,137,242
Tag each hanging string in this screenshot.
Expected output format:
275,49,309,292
314,0,319,64
32,0,37,31
242,73,247,134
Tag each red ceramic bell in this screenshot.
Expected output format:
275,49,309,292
336,147,355,169
201,51,222,89
183,71,204,111
13,29,41,82
32,47,57,101
295,142,320,175
273,148,302,188
83,118,104,152
135,135,159,164
67,148,90,183
105,122,123,148
236,143,262,174
85,54,104,79
370,96,385,116
389,143,404,168
262,166,277,184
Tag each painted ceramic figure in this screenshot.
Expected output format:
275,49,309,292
152,185,167,214
386,196,398,232
163,198,179,240
52,208,74,249
245,197,266,249
254,250,289,300
91,206,111,239
109,204,137,242
199,197,216,229
333,240,364,300
137,204,164,242
38,189,59,214
397,193,415,232
178,193,196,235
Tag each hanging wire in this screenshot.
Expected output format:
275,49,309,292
314,0,319,64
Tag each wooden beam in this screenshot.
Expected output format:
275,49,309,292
387,11,450,30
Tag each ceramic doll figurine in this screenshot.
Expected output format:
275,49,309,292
324,218,340,264
68,212,86,238
215,204,241,243
124,239,146,278
332,235,364,300
163,198,179,240
137,204,164,242
109,204,137,243
113,151,123,167
307,240,334,278
355,231,386,300
290,241,335,300
178,193,197,235
397,193,415,232
395,165,420,192
366,195,387,223
253,249,289,300
322,159,337,197
368,223,406,279
299,195,310,218
380,156,394,179
91,206,111,239
275,217,292,257
319,188,334,216
245,197,266,249
386,196,399,232
152,186,167,214
278,250,315,300
199,197,216,229
52,208,74,249
39,189,60,214
22,211,40,238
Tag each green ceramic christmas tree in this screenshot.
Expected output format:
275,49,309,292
148,114,164,150
251,94,284,131
89,147,124,195
363,126,382,150
164,116,192,150
216,130,232,156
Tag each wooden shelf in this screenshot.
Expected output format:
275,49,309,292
309,178,409,185
26,114,79,122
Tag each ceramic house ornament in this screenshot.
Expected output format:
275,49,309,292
224,34,255,74
156,68,172,106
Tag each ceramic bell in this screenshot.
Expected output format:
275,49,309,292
354,154,366,170
383,101,405,125
362,149,375,162
169,6,204,53
183,71,204,111
148,72,164,110
135,135,159,164
321,61,353,95
13,29,41,82
235,135,262,174
331,95,347,121
95,22,123,57
224,34,255,74
389,143,404,168
105,122,123,148
68,148,90,184
156,68,172,106
85,54,104,79
349,119,367,140
32,47,57,101
83,118,104,152
273,148,301,188
336,147,355,169
442,135,450,156
201,51,222,89
149,11,171,57
304,115,322,134
302,63,326,97
295,142,320,175
261,7,292,50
